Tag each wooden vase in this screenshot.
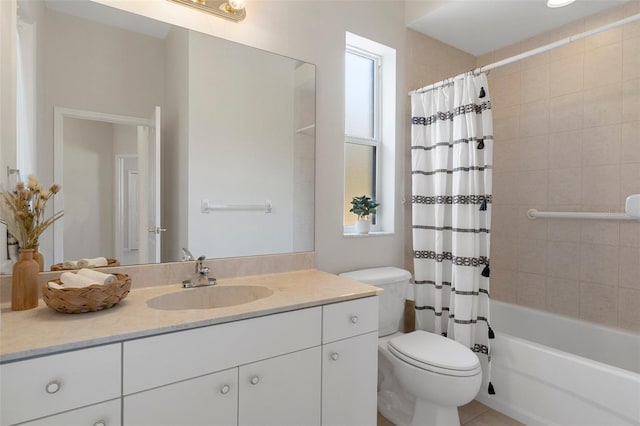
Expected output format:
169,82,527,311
33,244,44,272
12,249,40,311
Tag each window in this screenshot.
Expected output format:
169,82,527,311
344,33,396,234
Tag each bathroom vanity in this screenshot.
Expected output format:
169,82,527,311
0,270,380,426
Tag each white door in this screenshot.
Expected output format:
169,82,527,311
322,331,378,426
239,346,321,426
138,106,162,263
123,368,238,426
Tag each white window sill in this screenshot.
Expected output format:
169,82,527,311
343,231,395,237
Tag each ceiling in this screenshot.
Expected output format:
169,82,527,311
407,0,629,56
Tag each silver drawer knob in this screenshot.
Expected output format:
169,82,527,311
350,315,359,324
221,384,230,394
93,421,106,426
250,376,260,385
331,352,339,361
46,380,61,394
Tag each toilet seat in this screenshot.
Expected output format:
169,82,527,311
387,330,481,377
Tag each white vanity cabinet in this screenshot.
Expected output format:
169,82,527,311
321,297,379,426
0,344,121,426
17,400,121,426
122,307,322,426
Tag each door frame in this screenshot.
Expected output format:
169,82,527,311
53,107,153,264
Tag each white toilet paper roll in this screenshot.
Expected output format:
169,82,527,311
625,194,640,218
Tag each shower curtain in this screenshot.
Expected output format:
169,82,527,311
410,72,494,393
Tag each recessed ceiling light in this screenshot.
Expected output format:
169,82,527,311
547,0,576,8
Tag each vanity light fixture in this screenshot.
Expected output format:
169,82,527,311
546,0,576,8
169,0,246,22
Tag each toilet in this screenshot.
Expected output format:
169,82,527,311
339,267,482,426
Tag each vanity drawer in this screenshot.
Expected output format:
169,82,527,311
123,306,321,394
322,296,378,343
0,343,121,426
18,399,121,426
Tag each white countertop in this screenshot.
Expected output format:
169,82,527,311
0,269,381,362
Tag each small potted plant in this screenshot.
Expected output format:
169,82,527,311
349,195,379,234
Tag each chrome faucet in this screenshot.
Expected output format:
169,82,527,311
182,255,217,288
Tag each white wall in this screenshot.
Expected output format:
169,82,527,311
97,0,407,274
63,118,114,260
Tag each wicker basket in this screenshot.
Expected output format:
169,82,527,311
42,273,131,314
50,258,120,271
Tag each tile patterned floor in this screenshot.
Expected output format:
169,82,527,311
377,400,524,426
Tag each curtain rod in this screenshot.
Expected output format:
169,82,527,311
409,12,640,96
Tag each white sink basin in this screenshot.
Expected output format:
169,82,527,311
146,285,274,310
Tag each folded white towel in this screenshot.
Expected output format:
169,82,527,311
47,281,65,289
62,260,79,269
77,257,109,268
60,272,99,288
77,268,116,284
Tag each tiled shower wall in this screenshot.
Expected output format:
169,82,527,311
476,3,640,333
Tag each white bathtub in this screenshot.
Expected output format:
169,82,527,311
476,300,640,426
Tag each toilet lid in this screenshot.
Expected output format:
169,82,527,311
388,330,481,376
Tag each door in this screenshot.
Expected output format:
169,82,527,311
138,106,162,263
322,331,378,426
239,346,321,426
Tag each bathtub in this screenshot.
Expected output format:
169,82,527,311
475,300,640,426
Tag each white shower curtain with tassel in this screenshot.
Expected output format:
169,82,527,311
410,72,494,394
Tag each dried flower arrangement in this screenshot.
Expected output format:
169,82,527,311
0,175,63,249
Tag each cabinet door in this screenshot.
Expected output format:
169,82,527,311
123,368,238,426
239,346,321,426
19,399,121,426
322,331,378,426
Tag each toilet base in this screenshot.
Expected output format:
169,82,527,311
410,398,460,426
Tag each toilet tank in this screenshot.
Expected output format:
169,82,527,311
339,267,412,337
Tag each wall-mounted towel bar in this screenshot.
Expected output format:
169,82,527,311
201,199,272,213
527,209,638,221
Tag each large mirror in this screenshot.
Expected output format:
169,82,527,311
4,0,315,272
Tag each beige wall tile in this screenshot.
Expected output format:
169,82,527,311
582,125,621,166
518,135,548,171
549,54,584,96
580,282,618,327
622,78,640,122
492,171,520,205
548,130,582,169
519,99,549,137
548,168,582,205
620,222,640,247
517,272,547,309
517,239,548,274
623,36,640,81
583,43,623,89
493,105,520,141
521,64,550,103
546,277,580,318
549,92,584,133
490,268,517,303
493,138,519,173
581,165,621,207
548,218,582,242
517,206,548,240
548,20,586,62
618,287,640,332
619,245,640,290
580,221,620,246
491,205,519,239
583,83,623,127
491,72,521,108
518,170,548,205
621,121,640,163
548,241,581,280
491,236,519,270
580,243,619,286
621,164,640,206
584,6,625,50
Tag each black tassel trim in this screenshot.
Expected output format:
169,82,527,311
479,87,486,98
488,382,496,395
477,139,485,149
481,264,490,277
488,326,495,339
479,200,487,211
